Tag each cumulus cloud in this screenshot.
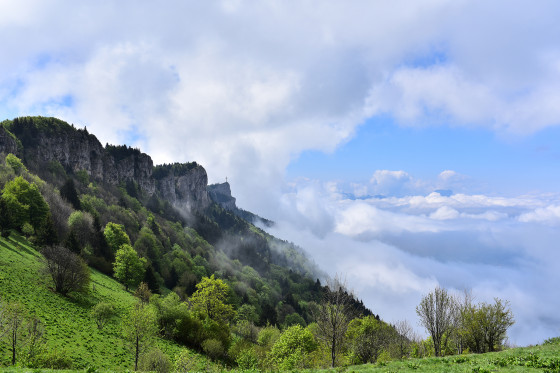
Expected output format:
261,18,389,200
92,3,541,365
2,1,560,214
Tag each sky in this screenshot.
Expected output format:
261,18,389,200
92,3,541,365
1,0,560,345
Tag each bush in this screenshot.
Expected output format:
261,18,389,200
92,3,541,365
202,338,225,360
236,347,259,369
139,348,171,373
32,349,73,369
174,350,207,373
91,302,115,329
42,245,90,295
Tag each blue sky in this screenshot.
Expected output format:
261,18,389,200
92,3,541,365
2,0,560,345
288,116,560,195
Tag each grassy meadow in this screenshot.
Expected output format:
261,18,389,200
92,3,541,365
0,233,215,371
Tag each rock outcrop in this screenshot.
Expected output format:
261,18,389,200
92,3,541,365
154,163,211,212
208,182,237,211
1,116,211,212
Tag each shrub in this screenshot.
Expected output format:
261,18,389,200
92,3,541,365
235,347,259,369
42,245,90,295
91,302,115,329
32,349,73,369
174,350,207,373
139,348,171,373
202,338,225,360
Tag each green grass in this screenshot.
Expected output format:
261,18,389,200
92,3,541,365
303,343,560,373
0,233,216,371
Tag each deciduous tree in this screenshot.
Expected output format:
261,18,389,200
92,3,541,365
41,245,90,295
313,275,356,367
123,304,157,370
190,275,235,324
416,286,456,357
114,244,146,291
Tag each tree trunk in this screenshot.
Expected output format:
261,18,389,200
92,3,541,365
12,329,16,365
135,335,139,370
331,336,336,367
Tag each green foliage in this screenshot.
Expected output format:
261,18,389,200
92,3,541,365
268,324,318,370
5,154,26,174
346,315,395,364
190,275,235,324
2,176,49,231
113,244,146,291
75,169,89,185
138,347,171,373
0,233,212,370
91,302,115,329
202,338,225,360
122,304,158,370
60,178,81,210
104,222,131,252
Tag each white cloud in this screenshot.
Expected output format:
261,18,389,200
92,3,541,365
3,0,560,346
518,205,560,225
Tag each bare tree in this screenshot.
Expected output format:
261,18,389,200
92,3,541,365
393,319,414,358
416,286,456,357
313,275,357,367
4,302,28,365
42,245,90,295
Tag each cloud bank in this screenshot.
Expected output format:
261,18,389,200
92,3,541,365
267,172,560,346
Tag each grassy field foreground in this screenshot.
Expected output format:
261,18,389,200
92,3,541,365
310,342,560,373
0,233,216,371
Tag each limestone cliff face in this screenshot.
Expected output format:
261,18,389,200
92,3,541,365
2,117,211,212
154,163,211,212
208,182,237,210
0,126,20,156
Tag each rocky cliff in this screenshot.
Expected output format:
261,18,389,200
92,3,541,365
1,116,210,212
208,182,237,211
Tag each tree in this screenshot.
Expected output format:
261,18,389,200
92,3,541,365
59,178,81,210
4,302,28,365
481,299,514,351
123,304,157,370
393,319,414,359
67,211,93,249
35,213,59,247
190,274,235,324
134,282,153,306
104,222,131,252
313,275,356,367
2,176,49,231
41,245,90,295
91,302,115,330
114,244,146,291
346,315,393,364
5,153,26,174
268,324,317,370
416,286,456,357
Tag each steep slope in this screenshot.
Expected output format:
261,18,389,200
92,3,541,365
0,233,215,370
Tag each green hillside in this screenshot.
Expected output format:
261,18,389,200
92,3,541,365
0,233,214,371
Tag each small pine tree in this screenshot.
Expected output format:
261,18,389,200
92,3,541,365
60,179,81,210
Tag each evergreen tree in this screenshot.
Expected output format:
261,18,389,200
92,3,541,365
65,230,81,255
36,214,58,247
60,179,81,210
143,265,159,294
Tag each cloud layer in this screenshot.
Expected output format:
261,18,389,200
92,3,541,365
268,172,560,345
